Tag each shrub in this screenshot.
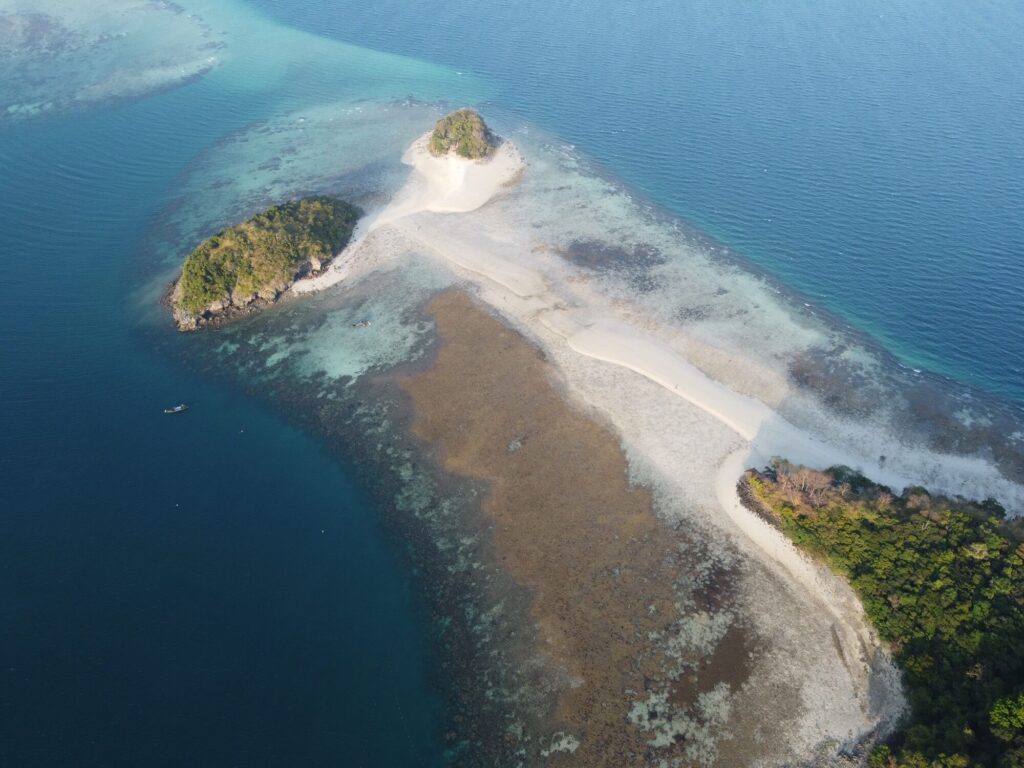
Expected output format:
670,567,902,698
742,462,1023,767
429,109,495,159
176,196,359,314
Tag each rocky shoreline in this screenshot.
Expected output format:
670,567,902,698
166,281,545,765
169,279,779,766
169,196,360,331
734,471,784,531
168,262,320,332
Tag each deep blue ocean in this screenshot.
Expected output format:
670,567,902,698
0,51,446,768
2,0,1022,765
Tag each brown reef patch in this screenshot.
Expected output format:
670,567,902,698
401,290,756,765
556,238,665,293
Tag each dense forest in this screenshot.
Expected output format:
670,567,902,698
429,109,495,159
174,196,359,325
740,462,1024,767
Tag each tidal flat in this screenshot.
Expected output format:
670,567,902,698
166,264,892,766
148,103,1024,765
9,0,1024,764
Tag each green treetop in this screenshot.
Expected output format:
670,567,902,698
429,109,496,159
175,196,359,316
742,462,1024,768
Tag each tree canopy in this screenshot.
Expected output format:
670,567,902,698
742,461,1024,767
429,109,495,159
176,196,359,315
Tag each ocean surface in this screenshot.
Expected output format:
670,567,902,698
2,0,1023,764
252,0,1024,403
0,6,469,764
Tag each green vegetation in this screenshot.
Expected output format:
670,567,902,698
429,109,495,159
175,196,359,316
742,461,1024,768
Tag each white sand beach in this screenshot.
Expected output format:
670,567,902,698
292,127,1024,761
292,133,523,294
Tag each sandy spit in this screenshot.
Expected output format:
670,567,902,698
289,129,1024,761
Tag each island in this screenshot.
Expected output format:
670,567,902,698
170,196,360,330
740,461,1024,768
145,101,1024,766
429,108,496,159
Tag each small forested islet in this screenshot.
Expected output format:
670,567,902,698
171,196,359,330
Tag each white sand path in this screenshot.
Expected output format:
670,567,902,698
292,133,1024,751
292,133,524,294
299,129,1023,574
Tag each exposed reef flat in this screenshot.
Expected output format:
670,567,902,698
160,258,894,767
158,110,1024,765
402,290,757,766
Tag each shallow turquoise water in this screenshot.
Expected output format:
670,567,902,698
252,0,1024,404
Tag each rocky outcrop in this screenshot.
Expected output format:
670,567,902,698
170,196,359,331
429,109,496,159
169,275,301,331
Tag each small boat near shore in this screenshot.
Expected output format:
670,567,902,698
163,404,189,414
351,319,371,328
